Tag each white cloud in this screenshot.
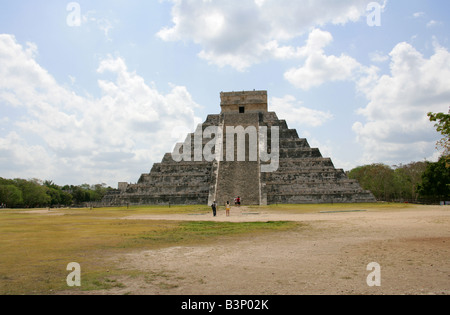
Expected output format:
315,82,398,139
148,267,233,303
158,0,371,70
284,29,363,90
369,50,389,63
81,10,115,41
353,42,450,164
426,20,442,28
270,95,333,127
0,132,54,178
0,34,202,186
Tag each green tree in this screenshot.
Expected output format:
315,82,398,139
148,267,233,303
392,167,410,200
44,180,73,207
417,156,450,200
0,178,112,207
69,185,88,204
348,164,395,200
69,184,96,204
46,187,61,206
59,190,73,206
91,183,111,201
428,110,450,164
348,162,428,201
0,184,23,208
391,162,427,201
66,183,113,205
14,179,51,207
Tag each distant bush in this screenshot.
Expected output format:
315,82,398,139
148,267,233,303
0,178,113,208
347,161,428,202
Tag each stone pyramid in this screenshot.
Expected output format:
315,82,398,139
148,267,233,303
103,90,375,206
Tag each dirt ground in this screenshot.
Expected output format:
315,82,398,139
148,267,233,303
95,205,450,295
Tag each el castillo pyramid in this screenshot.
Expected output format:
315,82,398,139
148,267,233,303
103,90,375,206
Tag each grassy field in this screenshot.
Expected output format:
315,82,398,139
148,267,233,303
0,205,300,295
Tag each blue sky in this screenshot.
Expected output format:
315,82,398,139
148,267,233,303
0,0,449,187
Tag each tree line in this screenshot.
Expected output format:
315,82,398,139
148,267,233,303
0,178,114,208
347,157,449,202
1,156,447,208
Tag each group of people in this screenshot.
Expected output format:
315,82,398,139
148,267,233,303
210,196,241,217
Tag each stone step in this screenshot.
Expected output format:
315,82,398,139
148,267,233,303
124,185,210,194
104,193,209,206
267,192,376,204
213,113,261,205
267,184,365,193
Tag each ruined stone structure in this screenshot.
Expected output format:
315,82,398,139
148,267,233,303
103,90,375,206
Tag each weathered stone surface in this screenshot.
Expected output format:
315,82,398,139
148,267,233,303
212,112,262,205
220,90,268,114
102,90,376,206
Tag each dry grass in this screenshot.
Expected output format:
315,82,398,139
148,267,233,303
0,206,298,295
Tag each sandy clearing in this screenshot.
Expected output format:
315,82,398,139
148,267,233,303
7,209,65,216
121,205,447,224
74,205,450,295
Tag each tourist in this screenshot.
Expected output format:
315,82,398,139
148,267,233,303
211,200,217,217
236,196,241,207
226,201,230,217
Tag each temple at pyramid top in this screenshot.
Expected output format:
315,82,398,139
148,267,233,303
220,90,268,114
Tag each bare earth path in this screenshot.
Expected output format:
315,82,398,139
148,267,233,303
96,205,450,295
